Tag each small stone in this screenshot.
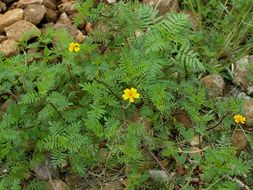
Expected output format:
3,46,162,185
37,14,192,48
189,146,202,157
174,110,192,128
190,135,203,146
5,20,41,41
57,12,71,25
0,35,7,43
24,4,46,25
65,173,79,187
233,55,253,95
104,181,124,190
148,170,170,183
182,10,200,31
58,1,76,15
85,22,93,33
75,30,85,43
17,0,43,8
53,13,78,38
44,8,58,22
33,159,59,180
242,99,253,127
0,39,18,57
0,1,6,13
202,74,225,98
45,180,69,190
142,0,179,15
0,8,23,32
232,130,247,150
43,0,56,10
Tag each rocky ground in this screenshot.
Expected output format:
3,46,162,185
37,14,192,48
1,0,253,189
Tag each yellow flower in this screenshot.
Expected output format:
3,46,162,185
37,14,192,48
122,88,140,103
68,42,80,52
234,114,246,124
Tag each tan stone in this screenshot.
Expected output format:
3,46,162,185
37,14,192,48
5,20,41,41
58,1,77,15
43,0,56,10
24,4,46,25
75,30,85,43
104,181,124,190
0,35,7,43
142,0,179,15
17,0,43,8
0,1,6,13
45,180,69,190
44,8,57,23
0,39,18,57
0,9,23,32
243,99,253,127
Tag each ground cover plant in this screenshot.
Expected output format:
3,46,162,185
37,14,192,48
1,0,253,189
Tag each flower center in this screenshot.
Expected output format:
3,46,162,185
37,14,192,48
128,92,133,97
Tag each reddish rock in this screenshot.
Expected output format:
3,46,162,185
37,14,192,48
24,4,46,25
0,39,19,57
5,20,41,41
142,0,179,15
202,74,225,98
232,130,247,150
174,110,192,128
0,8,23,31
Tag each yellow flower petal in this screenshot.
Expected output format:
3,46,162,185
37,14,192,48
124,88,130,94
74,47,80,52
68,46,73,52
234,114,246,124
130,88,137,94
133,92,140,99
129,97,134,103
122,94,129,100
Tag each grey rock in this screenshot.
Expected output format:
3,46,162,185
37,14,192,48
142,0,178,15
233,55,253,95
202,74,225,98
242,99,253,127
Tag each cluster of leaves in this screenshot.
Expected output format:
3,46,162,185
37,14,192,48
0,0,253,189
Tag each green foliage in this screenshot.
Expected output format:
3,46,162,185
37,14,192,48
0,0,252,189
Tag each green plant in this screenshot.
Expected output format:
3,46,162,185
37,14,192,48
0,0,252,189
